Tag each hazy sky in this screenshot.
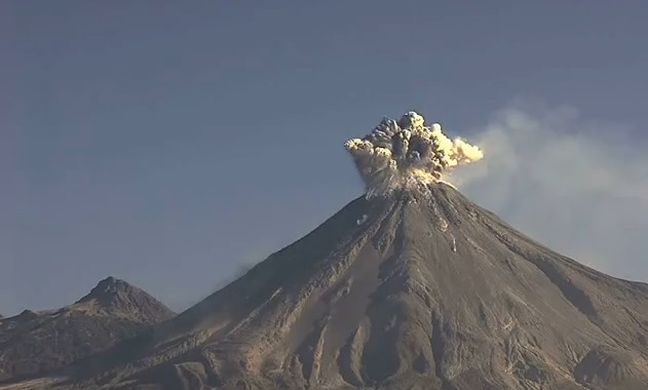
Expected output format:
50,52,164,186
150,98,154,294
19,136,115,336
2,1,647,316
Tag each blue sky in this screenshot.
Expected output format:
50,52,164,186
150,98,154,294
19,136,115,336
2,1,647,315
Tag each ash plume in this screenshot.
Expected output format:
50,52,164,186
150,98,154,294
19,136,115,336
345,111,483,196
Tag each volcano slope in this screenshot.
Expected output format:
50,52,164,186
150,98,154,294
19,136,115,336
32,184,648,390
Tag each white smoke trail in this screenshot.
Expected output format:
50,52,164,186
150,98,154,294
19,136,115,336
452,105,648,280
345,111,483,196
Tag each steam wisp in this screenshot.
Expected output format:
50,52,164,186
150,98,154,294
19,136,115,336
345,111,483,196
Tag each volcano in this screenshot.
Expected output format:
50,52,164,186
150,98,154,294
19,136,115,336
6,112,648,390
23,184,645,390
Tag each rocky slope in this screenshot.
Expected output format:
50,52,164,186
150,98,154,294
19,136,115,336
0,277,174,382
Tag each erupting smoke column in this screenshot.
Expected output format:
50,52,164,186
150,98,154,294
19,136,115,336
345,111,484,197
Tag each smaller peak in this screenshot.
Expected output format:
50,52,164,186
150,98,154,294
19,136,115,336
76,276,137,305
16,309,39,321
95,276,130,290
74,276,175,322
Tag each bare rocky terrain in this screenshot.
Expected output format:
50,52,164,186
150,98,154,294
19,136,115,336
0,277,174,383
4,184,648,389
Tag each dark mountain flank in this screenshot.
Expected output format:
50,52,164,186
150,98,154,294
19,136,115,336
4,184,648,389
0,277,174,383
